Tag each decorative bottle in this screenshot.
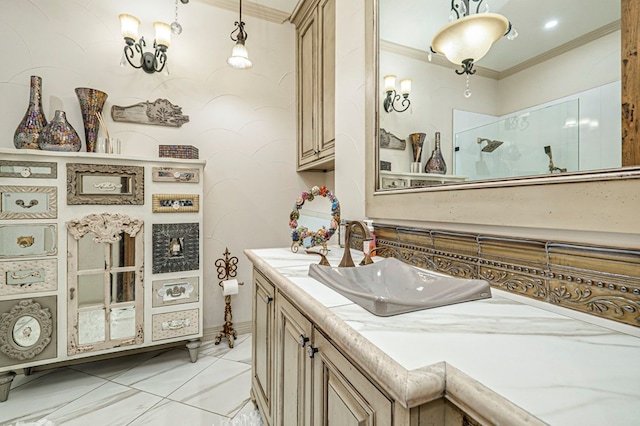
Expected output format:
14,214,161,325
37,110,82,152
424,132,447,174
14,76,48,150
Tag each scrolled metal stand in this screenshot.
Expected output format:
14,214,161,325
214,248,244,348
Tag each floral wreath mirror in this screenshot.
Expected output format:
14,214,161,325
289,186,340,254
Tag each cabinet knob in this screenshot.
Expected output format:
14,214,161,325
264,295,273,304
307,345,318,358
299,335,309,347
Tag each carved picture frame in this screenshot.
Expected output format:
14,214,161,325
0,186,57,220
152,223,199,274
0,160,57,179
67,163,144,205
152,167,200,183
152,194,199,213
0,297,57,367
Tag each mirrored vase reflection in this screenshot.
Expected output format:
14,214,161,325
14,76,48,150
38,110,82,152
75,87,108,153
425,131,447,174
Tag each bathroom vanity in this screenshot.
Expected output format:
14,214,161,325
246,247,640,425
0,149,205,402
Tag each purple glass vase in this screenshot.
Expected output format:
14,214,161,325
14,76,48,150
38,110,82,152
75,87,108,152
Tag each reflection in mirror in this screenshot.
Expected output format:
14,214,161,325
111,233,136,268
110,307,135,340
112,271,136,303
78,232,106,270
13,315,41,348
78,309,106,345
79,174,131,195
290,186,340,253
78,274,105,307
377,0,622,190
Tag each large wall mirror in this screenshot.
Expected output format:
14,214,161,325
375,0,637,191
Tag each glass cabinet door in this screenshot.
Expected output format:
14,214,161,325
67,214,143,355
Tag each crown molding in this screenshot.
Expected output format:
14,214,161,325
200,0,291,24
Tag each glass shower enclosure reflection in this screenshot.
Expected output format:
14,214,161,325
454,100,580,180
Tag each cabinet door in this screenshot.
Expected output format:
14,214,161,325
252,271,275,425
318,0,335,155
297,10,319,169
312,332,392,426
67,214,144,356
275,295,313,426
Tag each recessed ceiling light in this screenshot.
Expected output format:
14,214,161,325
544,20,558,29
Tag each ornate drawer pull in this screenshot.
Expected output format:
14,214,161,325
173,172,194,181
162,318,191,330
17,236,35,248
160,285,187,298
20,167,32,177
14,199,39,209
93,182,123,191
10,271,41,280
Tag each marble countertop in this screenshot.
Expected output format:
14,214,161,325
245,247,640,426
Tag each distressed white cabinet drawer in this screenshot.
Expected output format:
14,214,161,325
151,308,199,341
0,259,57,296
152,277,199,307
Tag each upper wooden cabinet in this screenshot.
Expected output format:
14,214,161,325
292,0,336,171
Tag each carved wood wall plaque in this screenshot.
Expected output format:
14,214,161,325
111,98,189,128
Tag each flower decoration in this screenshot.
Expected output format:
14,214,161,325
290,186,340,253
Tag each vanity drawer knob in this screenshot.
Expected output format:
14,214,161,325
264,296,273,304
307,345,318,358
299,335,309,347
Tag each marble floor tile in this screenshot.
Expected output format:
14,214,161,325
45,381,162,426
128,398,228,426
221,335,252,364
69,348,172,380
112,348,218,397
198,333,250,359
0,368,105,425
167,357,252,417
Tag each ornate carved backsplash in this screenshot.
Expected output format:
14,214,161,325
350,225,640,327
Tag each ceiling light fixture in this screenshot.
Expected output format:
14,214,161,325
544,20,558,30
227,0,253,69
119,14,172,74
429,0,517,97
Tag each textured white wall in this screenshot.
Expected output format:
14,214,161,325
0,0,308,334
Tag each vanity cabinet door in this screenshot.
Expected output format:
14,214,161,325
312,332,392,426
252,270,275,426
275,294,313,426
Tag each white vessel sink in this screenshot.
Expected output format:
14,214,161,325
308,257,491,316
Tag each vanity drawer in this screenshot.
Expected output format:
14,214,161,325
152,277,199,307
0,259,57,296
0,224,57,259
151,308,199,341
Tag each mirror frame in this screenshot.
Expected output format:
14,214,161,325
289,186,341,253
365,0,640,240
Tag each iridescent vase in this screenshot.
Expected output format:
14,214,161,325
424,132,447,174
75,87,108,152
38,110,82,152
14,76,48,150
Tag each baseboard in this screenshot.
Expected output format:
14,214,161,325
202,321,253,342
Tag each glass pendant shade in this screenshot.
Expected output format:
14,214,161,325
154,22,171,48
400,79,412,95
227,42,253,69
119,14,140,40
431,13,508,65
383,75,396,92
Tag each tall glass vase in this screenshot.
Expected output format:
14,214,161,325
75,87,108,152
38,110,82,152
424,132,447,174
14,76,48,150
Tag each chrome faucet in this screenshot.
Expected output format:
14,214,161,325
339,221,373,267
